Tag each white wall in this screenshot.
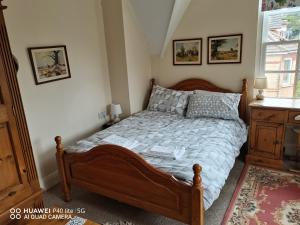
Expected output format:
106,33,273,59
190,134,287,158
152,0,260,95
4,0,111,189
102,0,131,116
123,1,152,113
102,0,152,115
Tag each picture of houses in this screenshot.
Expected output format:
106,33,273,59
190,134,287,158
176,42,199,61
173,39,202,65
265,44,298,97
264,10,300,97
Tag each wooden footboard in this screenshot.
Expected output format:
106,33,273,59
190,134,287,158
55,136,204,225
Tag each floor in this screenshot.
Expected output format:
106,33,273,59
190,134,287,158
43,160,244,225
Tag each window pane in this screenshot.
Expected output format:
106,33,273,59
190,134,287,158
265,73,296,98
296,73,300,98
265,43,298,71
284,58,292,70
265,9,300,42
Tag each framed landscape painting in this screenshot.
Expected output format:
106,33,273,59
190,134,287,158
207,34,243,64
173,38,202,65
28,45,71,85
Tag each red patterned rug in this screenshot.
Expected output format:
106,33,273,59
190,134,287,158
222,165,300,225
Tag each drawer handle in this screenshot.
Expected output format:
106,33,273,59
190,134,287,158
294,115,300,121
273,140,281,145
8,191,16,197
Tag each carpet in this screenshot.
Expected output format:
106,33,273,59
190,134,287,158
222,165,300,225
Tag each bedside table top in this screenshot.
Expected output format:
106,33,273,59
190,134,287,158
250,98,300,110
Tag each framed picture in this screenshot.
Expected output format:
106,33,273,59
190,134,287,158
173,38,202,65
28,45,71,85
207,34,243,64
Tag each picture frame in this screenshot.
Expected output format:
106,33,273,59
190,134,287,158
207,34,243,64
173,38,202,65
28,45,71,85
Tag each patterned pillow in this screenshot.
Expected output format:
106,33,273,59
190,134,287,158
147,85,191,115
186,92,241,120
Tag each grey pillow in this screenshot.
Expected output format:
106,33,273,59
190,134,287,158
147,85,191,115
186,92,241,120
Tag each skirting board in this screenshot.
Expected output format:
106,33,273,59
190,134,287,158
40,170,59,190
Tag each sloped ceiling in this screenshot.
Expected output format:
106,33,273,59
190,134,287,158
129,0,191,56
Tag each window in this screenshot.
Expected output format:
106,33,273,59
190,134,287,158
261,7,300,98
283,58,292,85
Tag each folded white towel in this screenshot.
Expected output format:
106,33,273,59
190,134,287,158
102,134,140,150
141,145,185,160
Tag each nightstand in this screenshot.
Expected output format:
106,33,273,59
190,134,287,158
247,98,300,170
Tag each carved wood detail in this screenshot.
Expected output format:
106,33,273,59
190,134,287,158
68,145,192,222
246,99,300,169
192,164,204,225
55,138,204,225
0,0,7,10
55,136,71,202
0,5,39,189
168,78,232,92
0,190,43,224
0,3,43,222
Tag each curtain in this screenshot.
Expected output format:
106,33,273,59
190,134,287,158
262,0,300,11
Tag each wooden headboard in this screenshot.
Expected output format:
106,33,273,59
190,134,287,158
148,78,248,123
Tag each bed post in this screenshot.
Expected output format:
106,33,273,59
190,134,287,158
240,79,248,123
191,164,204,225
55,136,71,202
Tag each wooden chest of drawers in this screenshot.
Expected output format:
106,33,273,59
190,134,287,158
247,98,300,169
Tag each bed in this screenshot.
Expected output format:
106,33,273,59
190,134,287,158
55,78,248,225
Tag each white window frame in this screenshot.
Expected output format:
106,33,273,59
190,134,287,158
282,58,293,85
283,58,293,71
260,8,300,98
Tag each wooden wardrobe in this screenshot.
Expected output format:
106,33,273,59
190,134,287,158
0,1,43,224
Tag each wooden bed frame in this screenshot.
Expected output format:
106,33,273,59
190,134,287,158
55,78,248,225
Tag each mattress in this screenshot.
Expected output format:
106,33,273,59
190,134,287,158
66,110,247,210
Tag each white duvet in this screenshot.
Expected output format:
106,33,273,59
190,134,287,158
66,110,247,210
